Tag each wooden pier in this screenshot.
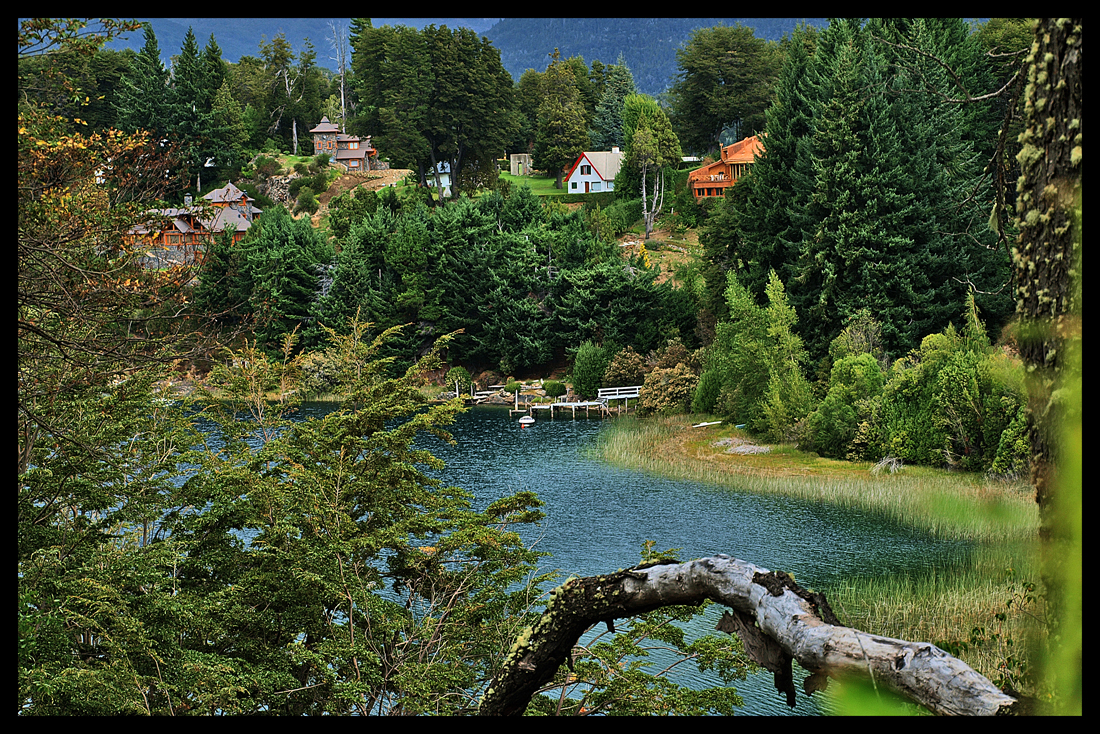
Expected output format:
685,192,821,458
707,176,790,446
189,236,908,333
521,386,642,420
528,400,608,419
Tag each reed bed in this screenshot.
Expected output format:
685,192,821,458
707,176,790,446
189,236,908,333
591,415,1038,543
592,414,1045,690
824,543,1045,691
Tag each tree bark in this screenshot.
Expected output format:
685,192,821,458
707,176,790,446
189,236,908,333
1010,16,1082,670
1011,17,1082,529
478,555,1018,716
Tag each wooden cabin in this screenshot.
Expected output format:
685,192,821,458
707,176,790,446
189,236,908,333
310,116,378,172
687,135,765,200
127,182,262,267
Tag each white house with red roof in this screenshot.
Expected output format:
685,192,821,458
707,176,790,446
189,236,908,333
563,147,624,194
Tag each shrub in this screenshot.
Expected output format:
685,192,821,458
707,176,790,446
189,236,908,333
251,154,282,179
445,366,472,395
294,186,319,216
297,349,342,398
543,379,567,398
691,369,721,414
800,353,885,458
572,341,610,399
637,363,698,416
654,338,695,370
603,346,646,388
504,380,522,394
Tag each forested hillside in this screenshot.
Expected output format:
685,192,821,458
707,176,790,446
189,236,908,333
18,17,1079,716
98,17,828,96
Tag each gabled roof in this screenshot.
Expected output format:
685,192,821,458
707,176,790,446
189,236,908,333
203,182,253,204
721,134,765,164
565,148,624,182
688,135,766,183
310,116,341,134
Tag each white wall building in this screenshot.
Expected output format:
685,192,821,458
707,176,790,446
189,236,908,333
563,147,623,194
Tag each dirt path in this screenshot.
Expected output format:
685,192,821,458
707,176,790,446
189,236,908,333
307,168,413,227
317,168,413,206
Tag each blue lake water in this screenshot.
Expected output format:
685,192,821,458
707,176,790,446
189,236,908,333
288,402,975,715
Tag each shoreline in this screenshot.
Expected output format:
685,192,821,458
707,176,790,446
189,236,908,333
590,413,1043,696
591,414,1038,544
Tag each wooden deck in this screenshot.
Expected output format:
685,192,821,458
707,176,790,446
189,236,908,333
528,400,608,419
521,386,643,420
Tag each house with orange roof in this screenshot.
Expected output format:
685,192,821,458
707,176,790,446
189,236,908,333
687,135,765,200
563,147,624,194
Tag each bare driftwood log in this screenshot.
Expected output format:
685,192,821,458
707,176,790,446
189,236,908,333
477,555,1018,716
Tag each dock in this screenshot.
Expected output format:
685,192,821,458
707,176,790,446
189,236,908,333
528,400,608,419
521,386,643,420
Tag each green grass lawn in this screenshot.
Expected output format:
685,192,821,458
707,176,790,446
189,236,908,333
498,171,572,196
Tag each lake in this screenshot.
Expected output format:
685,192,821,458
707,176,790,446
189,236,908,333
293,402,976,715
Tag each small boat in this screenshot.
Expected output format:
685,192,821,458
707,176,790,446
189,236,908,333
518,415,535,427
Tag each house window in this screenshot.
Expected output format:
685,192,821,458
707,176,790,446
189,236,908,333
571,182,577,190
580,164,591,175
592,182,602,192
349,141,359,150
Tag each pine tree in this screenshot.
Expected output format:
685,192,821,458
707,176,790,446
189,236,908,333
589,54,636,151
168,27,218,191
726,23,819,302
208,80,247,172
533,49,590,189
243,207,334,354
113,23,169,135
789,19,869,363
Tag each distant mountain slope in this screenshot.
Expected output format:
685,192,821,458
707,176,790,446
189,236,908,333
483,18,829,96
100,17,827,95
102,18,499,70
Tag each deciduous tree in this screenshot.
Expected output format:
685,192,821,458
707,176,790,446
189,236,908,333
533,49,590,189
669,23,783,155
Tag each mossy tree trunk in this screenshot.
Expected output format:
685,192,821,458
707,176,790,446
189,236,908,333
1011,16,1082,660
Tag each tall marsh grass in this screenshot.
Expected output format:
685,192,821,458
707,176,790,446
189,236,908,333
592,414,1045,692
592,416,1037,543
824,543,1044,692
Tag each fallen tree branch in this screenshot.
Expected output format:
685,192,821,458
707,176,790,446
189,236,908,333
478,555,1018,716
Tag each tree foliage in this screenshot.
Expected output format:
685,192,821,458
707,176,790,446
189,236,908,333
533,49,590,189
669,23,783,155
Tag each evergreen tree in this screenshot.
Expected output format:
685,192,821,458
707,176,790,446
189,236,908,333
113,23,169,135
242,206,334,354
789,18,869,363
589,54,636,151
168,27,218,191
375,26,433,174
669,23,783,155
533,49,590,189
723,23,819,302
756,270,813,441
